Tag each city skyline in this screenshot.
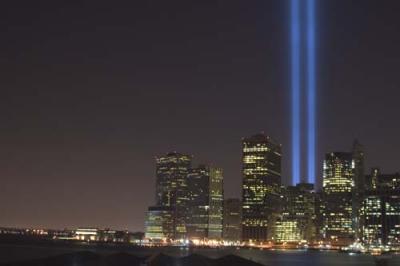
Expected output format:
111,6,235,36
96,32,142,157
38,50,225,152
2,1,400,232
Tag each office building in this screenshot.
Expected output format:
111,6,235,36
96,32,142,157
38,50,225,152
322,152,355,245
74,228,99,241
362,170,400,247
223,198,242,242
155,152,192,239
275,183,316,243
145,206,174,241
275,220,301,243
241,133,282,242
186,165,224,240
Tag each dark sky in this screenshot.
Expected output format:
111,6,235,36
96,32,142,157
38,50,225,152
1,0,400,232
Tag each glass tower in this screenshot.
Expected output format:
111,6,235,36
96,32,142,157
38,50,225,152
223,198,242,242
322,152,355,245
275,183,317,243
241,133,282,242
186,165,224,240
362,170,400,246
155,152,192,239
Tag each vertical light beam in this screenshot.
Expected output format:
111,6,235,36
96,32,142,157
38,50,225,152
306,0,316,184
291,0,301,185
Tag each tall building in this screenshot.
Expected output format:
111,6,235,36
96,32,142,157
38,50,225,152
223,198,242,242
322,152,355,245
275,183,317,243
145,206,174,241
352,140,365,239
362,170,400,247
155,152,192,207
208,167,224,239
314,191,324,241
154,152,192,239
241,133,282,242
186,165,224,240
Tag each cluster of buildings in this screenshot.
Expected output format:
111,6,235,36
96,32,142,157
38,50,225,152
144,153,240,244
72,228,144,243
144,133,400,250
0,227,144,244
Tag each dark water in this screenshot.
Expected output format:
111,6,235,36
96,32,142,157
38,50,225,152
0,244,399,266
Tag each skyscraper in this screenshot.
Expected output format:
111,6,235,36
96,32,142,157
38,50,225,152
241,133,282,242
155,152,192,239
275,183,317,243
186,166,209,239
362,170,400,246
186,165,224,240
208,167,224,239
223,198,242,242
145,206,174,241
322,152,355,245
352,140,365,239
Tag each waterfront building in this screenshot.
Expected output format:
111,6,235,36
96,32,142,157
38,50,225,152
275,183,316,243
155,152,192,239
145,206,174,241
241,133,282,242
129,231,145,244
275,220,300,243
186,165,224,240
362,170,400,247
99,229,117,242
74,228,99,241
322,152,355,245
223,198,242,242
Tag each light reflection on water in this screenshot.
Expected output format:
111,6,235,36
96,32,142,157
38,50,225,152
0,244,399,266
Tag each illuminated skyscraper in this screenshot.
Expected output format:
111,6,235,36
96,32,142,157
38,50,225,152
186,165,224,240
362,170,400,246
241,133,282,242
208,167,224,239
322,152,355,245
155,152,192,239
145,206,174,241
275,183,317,243
186,166,208,239
223,198,242,242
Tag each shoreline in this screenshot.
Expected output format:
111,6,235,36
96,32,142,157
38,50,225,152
0,241,399,266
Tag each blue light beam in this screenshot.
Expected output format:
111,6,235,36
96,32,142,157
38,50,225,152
291,0,301,185
306,0,316,184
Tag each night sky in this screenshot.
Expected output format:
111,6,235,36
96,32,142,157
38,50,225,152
1,0,400,232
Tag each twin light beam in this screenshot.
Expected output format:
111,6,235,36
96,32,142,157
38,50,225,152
291,0,316,185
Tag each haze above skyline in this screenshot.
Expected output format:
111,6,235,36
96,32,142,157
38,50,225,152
1,0,400,231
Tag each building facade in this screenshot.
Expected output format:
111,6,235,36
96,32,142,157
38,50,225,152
144,206,174,241
186,165,224,240
223,198,242,242
362,170,400,247
74,228,99,241
322,152,355,245
241,133,282,242
155,152,192,239
275,183,317,243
